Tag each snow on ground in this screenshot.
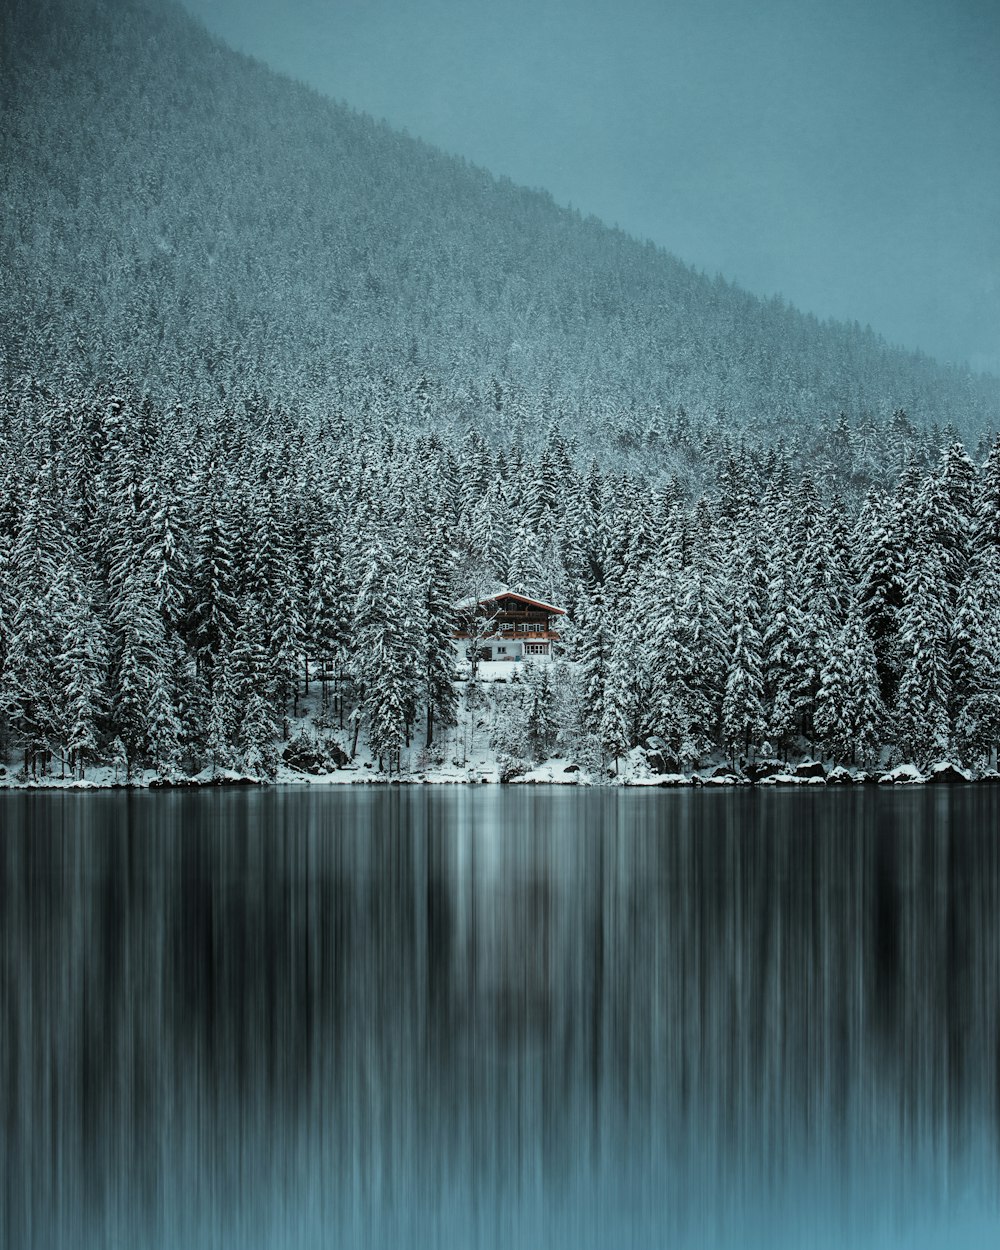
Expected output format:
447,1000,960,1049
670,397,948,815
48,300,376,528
0,667,995,790
878,763,926,785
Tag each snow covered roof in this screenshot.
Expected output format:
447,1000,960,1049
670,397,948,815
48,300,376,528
453,586,566,615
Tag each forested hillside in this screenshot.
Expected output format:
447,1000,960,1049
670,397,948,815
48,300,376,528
2,0,997,464
3,0,1000,781
1,389,999,781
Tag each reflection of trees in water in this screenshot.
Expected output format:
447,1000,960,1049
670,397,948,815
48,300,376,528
2,788,1000,1246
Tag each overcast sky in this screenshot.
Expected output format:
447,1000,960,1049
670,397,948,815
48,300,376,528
183,0,999,373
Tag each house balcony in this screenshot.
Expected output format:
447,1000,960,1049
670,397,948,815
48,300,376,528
453,629,561,642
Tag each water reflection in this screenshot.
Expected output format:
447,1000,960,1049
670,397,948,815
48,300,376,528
2,787,999,1247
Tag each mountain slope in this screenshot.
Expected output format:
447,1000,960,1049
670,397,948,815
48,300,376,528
1,0,997,452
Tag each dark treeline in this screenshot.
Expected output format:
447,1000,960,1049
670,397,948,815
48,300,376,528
2,0,998,462
1,384,999,778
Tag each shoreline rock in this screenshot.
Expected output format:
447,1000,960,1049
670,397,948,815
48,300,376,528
1,758,994,791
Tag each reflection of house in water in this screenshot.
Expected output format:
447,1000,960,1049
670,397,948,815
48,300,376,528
454,589,566,662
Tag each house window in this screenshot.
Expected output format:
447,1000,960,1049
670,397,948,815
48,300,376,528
496,646,507,655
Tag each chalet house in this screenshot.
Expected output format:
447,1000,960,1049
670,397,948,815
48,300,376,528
454,589,566,662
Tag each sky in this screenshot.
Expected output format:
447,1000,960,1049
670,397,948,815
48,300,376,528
182,0,1000,373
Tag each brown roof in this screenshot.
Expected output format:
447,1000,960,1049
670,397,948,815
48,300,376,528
455,589,566,615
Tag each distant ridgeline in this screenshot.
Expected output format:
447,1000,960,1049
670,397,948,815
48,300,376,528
1,388,1000,779
1,0,998,466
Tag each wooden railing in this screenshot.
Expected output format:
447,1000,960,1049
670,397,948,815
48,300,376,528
453,629,561,641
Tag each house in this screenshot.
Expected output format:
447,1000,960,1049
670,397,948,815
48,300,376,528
454,589,566,662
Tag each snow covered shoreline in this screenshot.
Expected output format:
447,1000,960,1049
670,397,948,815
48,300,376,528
1,758,996,792
3,663,995,794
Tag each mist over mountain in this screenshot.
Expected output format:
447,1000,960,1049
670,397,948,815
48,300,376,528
3,0,997,457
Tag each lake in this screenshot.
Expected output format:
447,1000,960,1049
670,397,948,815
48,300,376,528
2,786,999,1248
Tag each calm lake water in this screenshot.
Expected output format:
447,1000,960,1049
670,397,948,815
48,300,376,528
2,786,1000,1248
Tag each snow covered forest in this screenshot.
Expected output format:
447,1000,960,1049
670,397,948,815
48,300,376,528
3,0,999,455
2,386,999,782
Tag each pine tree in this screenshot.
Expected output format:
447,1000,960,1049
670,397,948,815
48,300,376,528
266,577,303,732
527,665,559,761
56,562,106,778
599,657,632,776
0,533,12,692
815,602,884,766
854,490,905,708
785,488,845,745
951,548,1000,767
148,493,189,635
974,439,1000,551
895,544,951,765
168,633,205,765
187,469,239,688
507,523,543,595
685,504,729,743
1,467,67,772
107,564,176,778
236,690,280,780
639,562,708,770
146,677,182,777
2,587,62,775
307,537,350,719
351,539,418,769
916,463,970,608
762,567,798,757
572,588,609,739
417,518,458,749
722,606,765,767
938,441,977,594
469,476,513,584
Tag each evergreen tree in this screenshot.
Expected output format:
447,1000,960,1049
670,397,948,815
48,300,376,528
854,490,905,708
974,439,1000,551
236,690,280,780
145,677,182,777
307,537,350,721
815,602,884,766
187,468,239,688
55,561,106,778
573,588,609,740
417,518,458,749
952,549,1000,766
351,539,417,770
266,577,303,732
105,558,179,777
722,604,765,767
2,593,61,774
527,665,559,761
148,493,189,635
600,651,633,776
895,544,951,765
640,563,708,770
